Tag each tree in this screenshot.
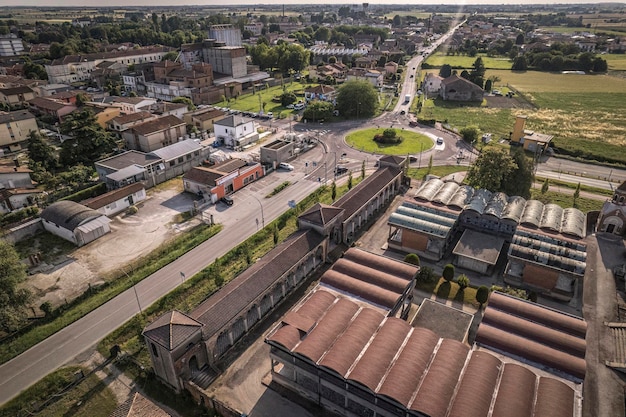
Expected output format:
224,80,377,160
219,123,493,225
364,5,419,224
161,52,178,62
459,125,480,143
303,100,333,121
502,147,534,199
347,170,353,190
59,109,116,167
466,147,517,193
442,264,455,282
592,57,608,73
456,274,470,290
541,178,550,194
512,55,528,71
469,57,486,88
361,160,366,179
404,253,420,266
515,33,525,45
425,155,433,178
484,79,492,92
439,64,452,78
0,240,32,333
280,91,297,107
573,182,581,206
172,96,195,111
336,80,378,119
273,224,279,245
331,180,337,201
27,131,57,172
476,285,490,307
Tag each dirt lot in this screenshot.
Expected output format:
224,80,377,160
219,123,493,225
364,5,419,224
24,180,201,311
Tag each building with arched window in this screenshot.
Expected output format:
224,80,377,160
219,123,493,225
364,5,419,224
597,181,626,237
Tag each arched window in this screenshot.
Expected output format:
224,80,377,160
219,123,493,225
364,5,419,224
151,343,159,357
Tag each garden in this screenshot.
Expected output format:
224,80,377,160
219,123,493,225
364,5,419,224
345,127,433,155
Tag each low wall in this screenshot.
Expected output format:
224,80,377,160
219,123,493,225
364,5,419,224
2,218,43,244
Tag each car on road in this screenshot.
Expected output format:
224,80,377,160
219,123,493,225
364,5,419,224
409,121,418,127
335,166,349,175
279,162,294,171
400,110,406,115
220,195,234,206
436,137,444,145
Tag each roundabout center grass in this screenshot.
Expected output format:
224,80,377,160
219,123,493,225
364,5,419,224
346,128,434,155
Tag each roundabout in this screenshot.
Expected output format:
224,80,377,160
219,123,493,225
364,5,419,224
345,127,434,155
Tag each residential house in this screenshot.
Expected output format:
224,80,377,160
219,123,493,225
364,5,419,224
83,182,147,216
28,97,77,122
0,110,38,152
213,115,258,149
423,73,443,96
83,103,121,129
0,161,39,213
0,86,37,105
107,96,157,114
95,140,210,189
40,201,111,247
355,56,377,68
184,108,227,133
304,85,336,103
123,114,186,153
138,101,188,119
384,61,399,75
37,83,73,97
440,74,484,102
182,158,264,202
108,111,157,138
122,72,146,94
91,60,127,88
346,68,384,88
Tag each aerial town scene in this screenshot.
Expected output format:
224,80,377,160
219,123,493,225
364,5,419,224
0,1,625,416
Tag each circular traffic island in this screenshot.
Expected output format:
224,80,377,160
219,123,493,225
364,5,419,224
346,127,433,155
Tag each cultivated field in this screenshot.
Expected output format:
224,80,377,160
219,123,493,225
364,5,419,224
421,69,626,165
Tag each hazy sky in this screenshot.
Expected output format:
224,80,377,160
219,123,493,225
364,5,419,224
1,0,622,6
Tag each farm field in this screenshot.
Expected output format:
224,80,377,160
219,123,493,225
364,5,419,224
602,53,626,71
420,69,626,165
424,52,513,70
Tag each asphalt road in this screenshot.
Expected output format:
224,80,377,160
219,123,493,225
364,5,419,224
0,169,321,405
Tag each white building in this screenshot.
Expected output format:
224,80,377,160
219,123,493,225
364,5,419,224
45,46,173,84
143,81,194,102
40,201,111,247
213,115,259,149
208,24,242,47
0,35,24,57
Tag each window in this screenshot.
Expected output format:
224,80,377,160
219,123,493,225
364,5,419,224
151,343,159,357
169,161,175,167
178,157,184,163
186,154,191,160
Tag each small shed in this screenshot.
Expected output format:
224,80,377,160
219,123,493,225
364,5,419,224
40,201,111,246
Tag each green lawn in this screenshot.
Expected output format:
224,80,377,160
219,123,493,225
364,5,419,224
539,25,626,36
424,52,513,70
602,53,626,71
218,81,308,117
529,189,604,213
346,128,433,155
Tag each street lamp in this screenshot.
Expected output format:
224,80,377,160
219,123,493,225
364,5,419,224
122,268,142,314
251,194,265,229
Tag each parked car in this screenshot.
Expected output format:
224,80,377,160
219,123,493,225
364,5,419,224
220,195,234,206
409,121,418,127
279,162,294,171
293,103,305,111
436,137,444,145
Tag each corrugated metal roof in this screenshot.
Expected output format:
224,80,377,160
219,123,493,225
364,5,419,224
76,216,111,234
561,207,586,238
534,377,575,417
520,199,544,227
465,188,492,214
150,139,203,161
415,178,444,201
484,192,508,218
491,363,536,417
395,205,457,227
501,195,527,222
41,201,105,231
540,203,563,232
388,213,451,238
448,185,474,209
432,181,459,205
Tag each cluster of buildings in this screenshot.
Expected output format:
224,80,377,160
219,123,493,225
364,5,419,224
141,155,593,417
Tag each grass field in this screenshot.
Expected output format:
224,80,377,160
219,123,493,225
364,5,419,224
346,128,433,154
0,366,117,417
424,52,513,70
602,54,626,71
420,69,626,165
218,81,307,117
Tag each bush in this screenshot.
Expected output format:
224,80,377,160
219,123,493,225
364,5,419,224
456,274,470,290
442,264,455,282
416,266,437,284
476,285,490,306
373,128,403,144
0,206,39,227
404,253,420,266
126,205,138,215
460,125,480,143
